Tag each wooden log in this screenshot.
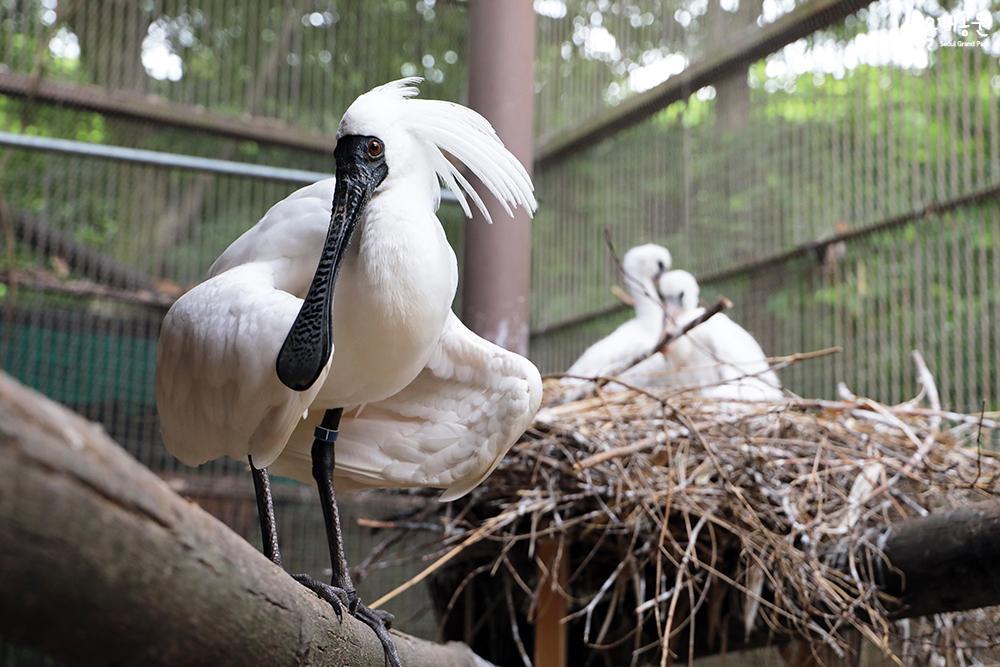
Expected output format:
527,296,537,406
0,372,485,667
874,501,1000,619
6,206,156,290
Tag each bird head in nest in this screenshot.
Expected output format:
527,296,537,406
656,269,700,321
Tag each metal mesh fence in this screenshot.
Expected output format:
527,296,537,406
1,0,467,134
1,0,999,661
530,0,1000,415
0,1,469,658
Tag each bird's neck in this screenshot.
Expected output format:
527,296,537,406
629,279,664,325
347,179,456,317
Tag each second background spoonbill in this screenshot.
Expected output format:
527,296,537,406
560,243,673,398
655,269,782,401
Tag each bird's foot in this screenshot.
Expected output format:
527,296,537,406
354,601,401,667
292,574,401,667
292,573,351,621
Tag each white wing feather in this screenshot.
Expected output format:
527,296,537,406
155,263,330,468
157,181,338,468
662,312,782,399
270,312,542,500
701,314,783,399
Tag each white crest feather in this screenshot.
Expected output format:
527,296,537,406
340,78,537,223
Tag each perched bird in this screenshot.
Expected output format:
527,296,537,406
655,270,782,401
560,244,673,398
156,78,541,665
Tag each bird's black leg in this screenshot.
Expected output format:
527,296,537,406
249,457,282,566
294,408,401,667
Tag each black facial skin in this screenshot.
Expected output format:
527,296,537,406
275,134,389,391
653,262,669,301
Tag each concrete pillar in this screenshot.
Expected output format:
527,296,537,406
462,0,536,355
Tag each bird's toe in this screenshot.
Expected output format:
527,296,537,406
354,603,401,667
371,608,394,629
293,575,400,665
291,573,352,622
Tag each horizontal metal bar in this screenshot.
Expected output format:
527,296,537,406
0,131,458,202
0,72,333,153
529,182,1000,338
0,130,330,183
534,0,874,169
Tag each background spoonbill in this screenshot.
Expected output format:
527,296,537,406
655,269,783,401
156,78,541,665
560,243,673,398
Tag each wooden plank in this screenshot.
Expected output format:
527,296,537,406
0,72,334,154
534,0,874,168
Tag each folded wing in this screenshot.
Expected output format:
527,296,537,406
155,263,330,469
272,312,542,500
156,180,336,469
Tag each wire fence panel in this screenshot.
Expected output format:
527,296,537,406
1,0,468,135
1,0,999,660
703,203,999,410
530,0,1000,416
0,1,472,659
533,0,808,141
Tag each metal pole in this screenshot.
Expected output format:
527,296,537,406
0,131,459,202
463,0,536,355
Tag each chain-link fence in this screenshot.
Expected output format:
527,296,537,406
1,0,998,663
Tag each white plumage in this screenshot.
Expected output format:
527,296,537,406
270,312,538,501
156,78,541,499
561,244,673,394
655,270,782,401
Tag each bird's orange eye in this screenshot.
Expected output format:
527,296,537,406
366,139,384,159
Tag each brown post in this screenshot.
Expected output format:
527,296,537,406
463,0,536,355
533,539,568,667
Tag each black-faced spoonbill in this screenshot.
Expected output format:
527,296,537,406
656,269,782,401
156,78,542,665
560,244,673,397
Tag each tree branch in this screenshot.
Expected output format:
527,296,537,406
0,372,485,667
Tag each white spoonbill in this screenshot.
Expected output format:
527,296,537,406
155,78,541,665
560,244,673,398
655,270,782,401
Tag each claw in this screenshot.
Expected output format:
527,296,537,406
292,573,351,623
293,575,401,667
355,604,402,667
